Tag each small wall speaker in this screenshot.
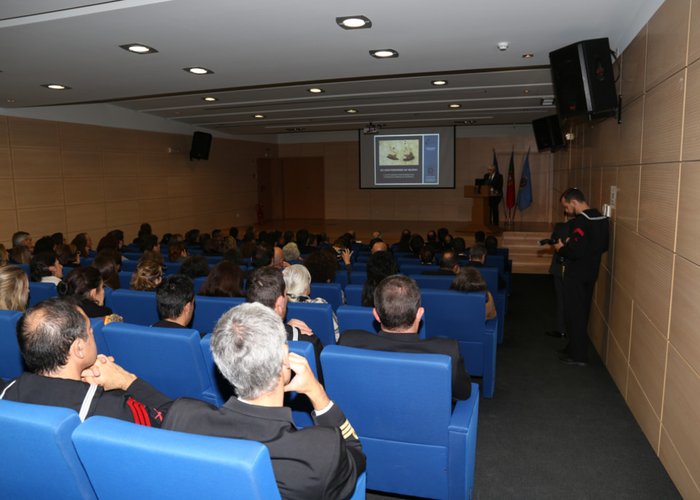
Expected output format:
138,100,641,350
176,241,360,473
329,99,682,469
190,131,212,160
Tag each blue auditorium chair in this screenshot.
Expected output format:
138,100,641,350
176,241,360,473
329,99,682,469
191,295,245,335
118,270,132,289
310,282,343,311
0,310,24,380
120,260,138,273
399,263,439,275
321,346,479,499
344,284,363,306
0,400,96,499
336,305,426,339
106,289,158,325
164,261,183,276
193,275,207,293
90,317,110,356
28,282,58,307
286,301,335,346
72,416,280,500
103,322,222,406
420,289,498,398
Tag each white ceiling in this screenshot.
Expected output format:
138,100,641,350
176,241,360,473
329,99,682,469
0,0,664,136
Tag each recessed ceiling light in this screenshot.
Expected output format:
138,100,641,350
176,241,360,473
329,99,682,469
497,41,509,51
431,79,448,86
541,98,554,106
345,108,359,114
449,103,461,108
202,96,218,102
41,84,70,90
184,67,214,75
6,98,15,103
370,49,398,59
308,87,324,94
524,89,530,95
336,15,372,29
119,43,158,54
254,114,265,119
522,53,534,59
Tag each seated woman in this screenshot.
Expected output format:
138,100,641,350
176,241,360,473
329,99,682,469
56,243,80,267
92,249,121,290
283,264,340,340
30,251,63,285
70,232,92,258
450,267,497,321
58,267,113,318
0,265,30,311
198,261,245,297
362,251,398,307
130,258,163,292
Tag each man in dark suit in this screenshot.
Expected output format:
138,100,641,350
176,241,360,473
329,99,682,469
483,164,503,226
338,275,471,400
163,302,365,499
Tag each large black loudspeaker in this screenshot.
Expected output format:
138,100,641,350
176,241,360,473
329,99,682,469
190,131,212,160
532,115,565,152
549,38,617,120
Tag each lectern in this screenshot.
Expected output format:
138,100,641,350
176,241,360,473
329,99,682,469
463,185,497,233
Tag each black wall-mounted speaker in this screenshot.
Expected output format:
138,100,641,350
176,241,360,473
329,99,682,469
190,131,212,160
549,37,618,120
532,115,565,152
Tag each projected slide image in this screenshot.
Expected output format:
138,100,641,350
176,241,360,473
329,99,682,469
378,139,420,166
375,135,424,185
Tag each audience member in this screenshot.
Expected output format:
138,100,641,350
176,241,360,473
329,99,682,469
12,231,33,253
180,256,210,279
185,229,200,247
304,249,342,283
450,267,497,321
56,244,80,267
418,245,436,265
1,298,171,425
396,229,412,252
9,245,32,265
199,261,245,298
33,236,56,254
168,241,188,262
58,267,113,318
369,238,388,254
163,302,365,499
467,244,505,289
408,234,425,256
283,242,301,263
252,243,274,268
71,233,92,258
153,275,195,329
474,230,486,246
0,265,29,311
338,275,471,400
30,251,63,285
92,249,121,290
138,234,159,253
485,235,499,255
130,258,163,291
453,237,467,258
272,246,288,269
362,251,398,307
283,264,340,340
422,249,460,275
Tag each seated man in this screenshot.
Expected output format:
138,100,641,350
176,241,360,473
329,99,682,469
467,244,505,289
163,302,365,499
338,275,472,400
422,249,460,275
0,297,171,425
152,275,195,330
369,238,388,254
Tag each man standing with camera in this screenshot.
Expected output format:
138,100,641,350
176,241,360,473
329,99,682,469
554,188,609,366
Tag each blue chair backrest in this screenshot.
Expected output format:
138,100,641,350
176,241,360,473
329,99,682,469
310,283,343,311
193,276,207,293
0,310,24,380
192,296,246,335
106,289,158,325
350,270,367,285
344,284,363,306
337,305,426,339
409,274,454,290
0,400,96,499
477,266,499,294
121,252,142,261
28,282,57,306
286,301,335,346
399,263,438,275
289,340,318,378
18,263,30,276
118,271,132,289
90,317,110,356
103,322,221,406
485,254,506,276
120,260,138,273
164,261,182,276
72,416,280,500
199,334,234,404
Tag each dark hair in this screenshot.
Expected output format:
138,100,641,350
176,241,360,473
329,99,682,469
474,231,486,244
282,230,294,245
450,267,488,292
409,234,424,255
30,252,58,282
426,230,437,243
92,249,121,289
561,187,586,203
252,244,274,268
180,256,210,278
296,229,309,247
419,245,435,265
362,251,399,307
51,233,65,248
246,267,285,308
56,244,80,267
397,229,412,252
229,227,239,239
485,236,498,255
199,261,245,298
17,297,87,374
469,244,487,261
139,223,152,236
58,267,102,299
34,236,55,254
185,229,200,246
168,241,187,262
437,227,449,243
138,234,159,253
96,233,121,253
453,237,466,255
373,275,421,330
303,249,338,283
156,275,194,320
71,233,91,257
160,233,173,245
440,250,458,270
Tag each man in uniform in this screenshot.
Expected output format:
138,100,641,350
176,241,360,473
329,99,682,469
554,188,609,365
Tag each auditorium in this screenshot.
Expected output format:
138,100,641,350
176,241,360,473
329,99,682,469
0,0,698,498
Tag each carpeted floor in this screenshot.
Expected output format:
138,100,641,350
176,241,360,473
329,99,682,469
369,274,680,499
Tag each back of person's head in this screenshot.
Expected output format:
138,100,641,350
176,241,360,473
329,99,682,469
58,267,102,300
229,227,239,239
427,230,437,243
367,251,398,284
246,267,285,308
160,233,173,246
419,245,435,265
138,234,159,253
282,264,311,298
453,237,466,255
12,231,30,249
17,297,88,374
282,242,300,262
409,234,424,255
243,226,255,242
92,249,121,289
437,227,449,242
474,231,486,244
0,265,29,311
96,233,120,253
9,246,32,264
33,236,55,254
561,187,586,203
450,267,488,292
440,250,458,270
303,249,338,283
180,255,210,278
168,241,187,262
138,223,152,236
369,238,388,253
252,243,274,268
70,233,91,257
211,302,286,400
156,275,194,320
109,230,125,245
220,236,236,253
199,261,244,298
56,244,79,267
30,252,59,282
373,275,421,330
185,229,200,246
469,244,487,262
130,258,163,291
282,230,294,245
51,232,65,248
485,235,498,255
296,228,309,247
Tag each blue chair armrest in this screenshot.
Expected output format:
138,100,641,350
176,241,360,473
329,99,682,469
448,384,479,500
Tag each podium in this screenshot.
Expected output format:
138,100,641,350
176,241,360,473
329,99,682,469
463,185,498,233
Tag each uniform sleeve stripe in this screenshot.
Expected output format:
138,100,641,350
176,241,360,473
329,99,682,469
127,398,151,427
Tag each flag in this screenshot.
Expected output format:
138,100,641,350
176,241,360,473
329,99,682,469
492,148,500,175
505,149,516,209
517,148,533,210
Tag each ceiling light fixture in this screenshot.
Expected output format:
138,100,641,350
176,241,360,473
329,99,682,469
184,67,214,75
254,114,265,119
431,79,448,86
497,41,509,51
345,108,358,114
42,83,70,90
336,15,372,29
202,96,218,102
370,49,398,59
541,98,554,106
449,103,461,108
522,53,534,59
119,43,158,54
307,87,324,94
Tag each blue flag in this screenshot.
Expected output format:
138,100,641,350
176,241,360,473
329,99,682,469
516,149,533,210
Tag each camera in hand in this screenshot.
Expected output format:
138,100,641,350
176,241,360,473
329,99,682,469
538,238,556,246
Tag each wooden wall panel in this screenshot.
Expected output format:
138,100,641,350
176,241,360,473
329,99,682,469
669,255,700,375
17,207,66,236
0,117,8,147
12,149,62,178
0,179,15,210
622,28,648,103
626,373,661,453
62,151,102,177
638,163,679,250
642,69,686,164
629,305,668,414
0,148,12,177
676,161,700,264
689,0,700,65
682,60,700,161
14,179,64,208
606,333,629,396
659,429,700,499
645,0,691,90
65,204,107,233
615,166,640,231
618,96,644,166
9,117,59,149
609,278,634,358
64,178,104,205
